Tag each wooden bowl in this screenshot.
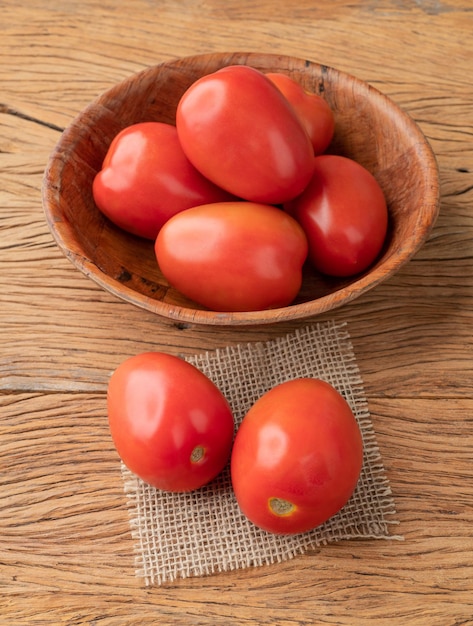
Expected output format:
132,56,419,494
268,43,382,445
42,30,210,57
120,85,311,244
42,52,440,326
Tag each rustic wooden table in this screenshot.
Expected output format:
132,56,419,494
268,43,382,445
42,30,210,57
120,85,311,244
2,1,472,624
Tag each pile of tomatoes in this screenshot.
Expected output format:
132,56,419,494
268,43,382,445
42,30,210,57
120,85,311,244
93,65,388,312
107,351,364,535
97,65,376,533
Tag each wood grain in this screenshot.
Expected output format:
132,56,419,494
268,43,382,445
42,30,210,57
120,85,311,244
1,0,473,624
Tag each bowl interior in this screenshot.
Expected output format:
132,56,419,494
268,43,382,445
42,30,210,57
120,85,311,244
42,52,440,325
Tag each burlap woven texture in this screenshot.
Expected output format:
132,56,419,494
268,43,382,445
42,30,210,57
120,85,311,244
121,321,402,585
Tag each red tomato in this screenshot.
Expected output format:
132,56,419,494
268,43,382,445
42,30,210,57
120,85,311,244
107,352,234,492
92,122,234,240
231,378,364,535
284,155,388,277
155,201,308,312
266,72,335,155
176,65,315,204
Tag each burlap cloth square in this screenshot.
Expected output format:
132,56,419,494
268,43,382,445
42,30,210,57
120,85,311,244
121,321,402,586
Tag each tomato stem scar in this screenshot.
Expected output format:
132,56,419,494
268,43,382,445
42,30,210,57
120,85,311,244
269,497,296,517
190,445,205,463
